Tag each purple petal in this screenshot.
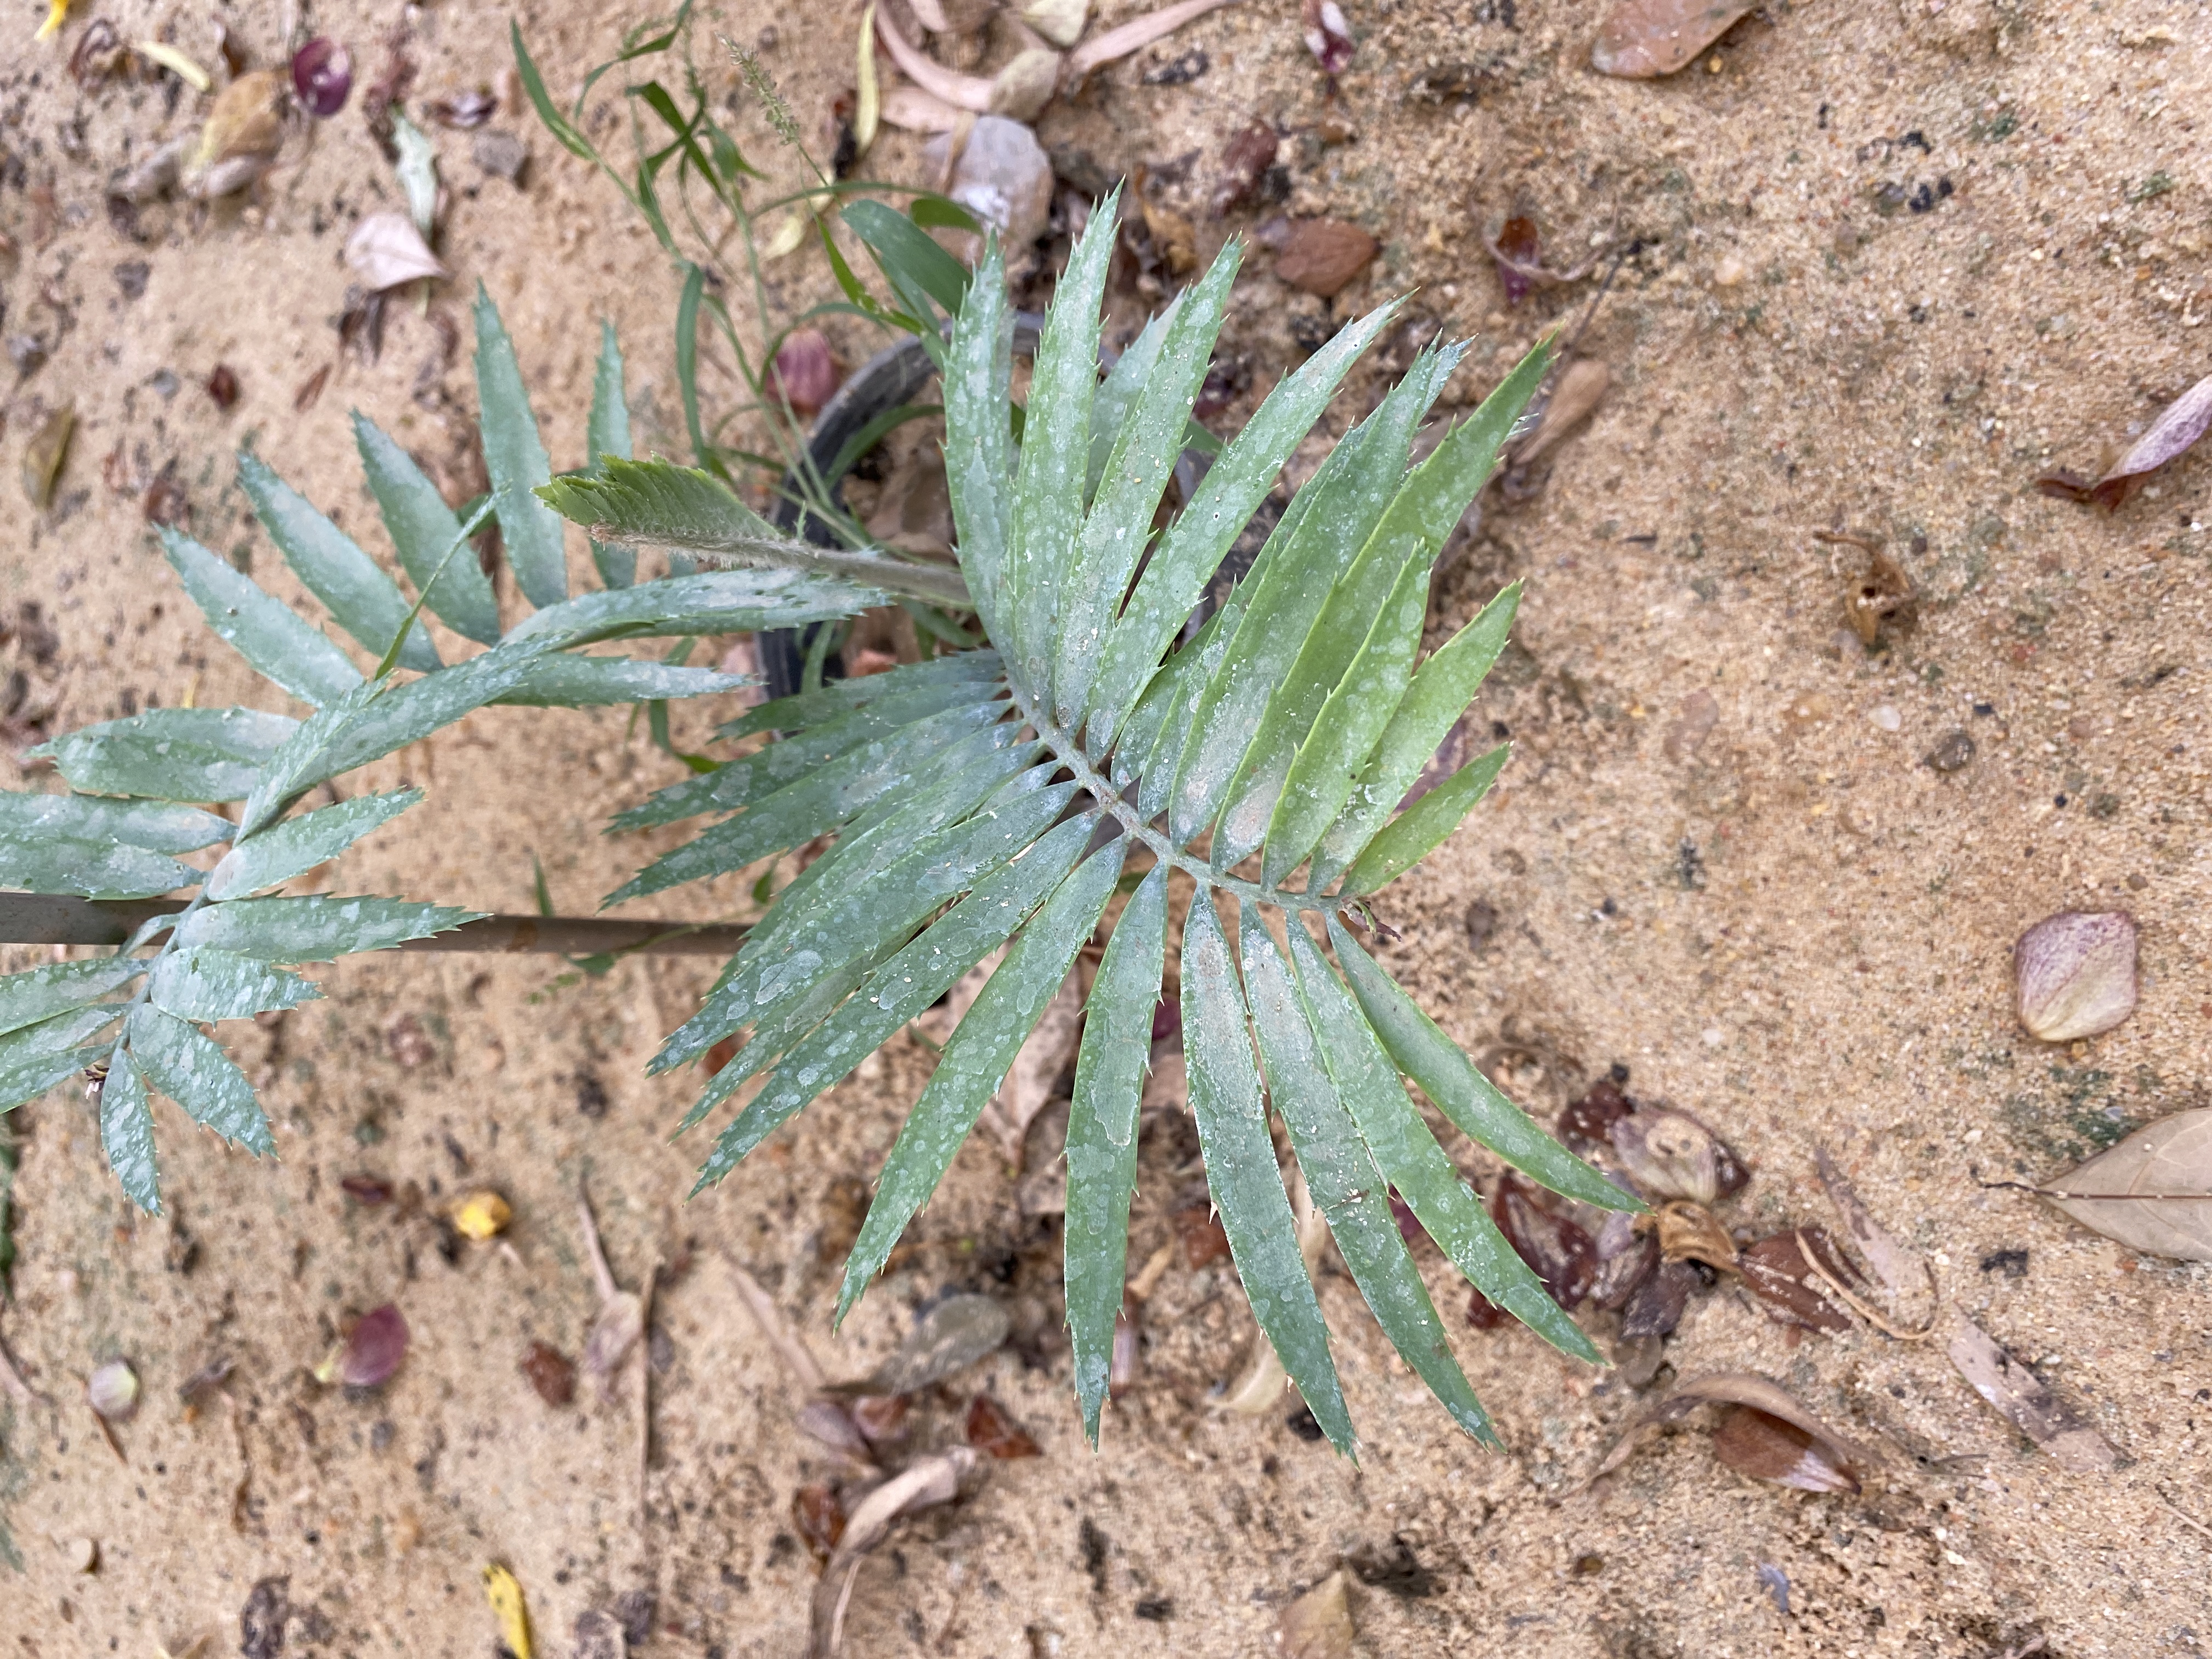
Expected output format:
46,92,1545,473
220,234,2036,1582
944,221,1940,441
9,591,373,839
292,38,354,120
340,1304,408,1387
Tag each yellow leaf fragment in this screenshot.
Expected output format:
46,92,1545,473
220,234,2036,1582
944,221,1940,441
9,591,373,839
855,3,881,159
482,1563,532,1659
452,1190,512,1241
136,41,213,92
35,0,70,43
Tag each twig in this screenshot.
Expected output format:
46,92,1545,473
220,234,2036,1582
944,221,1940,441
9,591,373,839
2157,1486,2212,1543
1793,1227,1937,1341
577,1179,619,1306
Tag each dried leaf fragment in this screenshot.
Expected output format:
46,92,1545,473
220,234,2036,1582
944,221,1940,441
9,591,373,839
1211,119,1279,217
1301,0,1353,75
1513,359,1610,466
2073,374,2212,510
1274,1571,1354,1658
811,1449,976,1656
2014,910,2137,1042
1844,546,1916,647
184,70,286,199
450,1190,511,1240
1609,1104,1748,1207
482,1563,533,1659
849,1294,1008,1396
344,211,448,294
964,1393,1041,1458
1710,1406,1860,1493
1943,1310,2119,1472
1741,1228,1863,1333
794,1483,847,1565
22,403,74,508
1596,1370,1874,1485
1273,218,1378,298
1068,0,1238,84
2034,1108,2212,1262
1591,0,1757,77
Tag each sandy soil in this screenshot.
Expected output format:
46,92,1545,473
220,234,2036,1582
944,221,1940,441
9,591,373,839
2,0,2208,1655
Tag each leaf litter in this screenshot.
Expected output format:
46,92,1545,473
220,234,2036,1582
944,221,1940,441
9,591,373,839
2031,1108,2212,1262
2037,374,2212,509
1595,1372,1872,1493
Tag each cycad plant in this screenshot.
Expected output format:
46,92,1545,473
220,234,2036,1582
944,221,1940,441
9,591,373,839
0,198,1634,1453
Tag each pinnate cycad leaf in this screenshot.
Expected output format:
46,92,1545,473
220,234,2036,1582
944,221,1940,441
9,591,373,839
0,834,198,900
474,284,569,610
208,789,421,900
238,450,440,672
98,1047,162,1214
161,527,364,706
126,1004,273,1155
0,956,145,1038
354,414,504,645
150,946,319,1022
30,708,298,803
176,895,480,962
0,791,231,853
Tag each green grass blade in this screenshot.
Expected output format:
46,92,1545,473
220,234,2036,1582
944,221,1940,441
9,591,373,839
605,701,1008,905
1339,744,1507,897
0,792,230,854
126,1005,272,1155
1214,342,1551,869
206,789,420,900
1242,923,1495,1444
1260,536,1433,888
1168,346,1462,848
29,708,297,803
941,240,1015,649
1056,243,1240,735
648,742,1048,1073
353,414,505,644
1285,923,1600,1364
473,284,570,610
1084,296,1402,753
1181,892,1352,1454
0,831,196,900
176,895,481,962
1327,916,1634,1212
1007,185,1120,697
160,527,363,706
236,450,439,671
1308,582,1518,891
1066,862,1168,1445
1086,300,1177,505
98,1047,161,1214
839,840,1124,1323
842,201,973,315
150,946,319,1023
0,958,144,1039
693,811,1097,1190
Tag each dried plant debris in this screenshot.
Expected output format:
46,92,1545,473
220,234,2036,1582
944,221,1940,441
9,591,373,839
964,1393,1042,1458
844,1294,1009,1397
1741,1228,1864,1334
1596,1372,1872,1493
2013,910,2137,1042
1267,218,1379,298
184,70,287,199
22,404,74,507
2033,1108,2212,1261
1509,360,1609,469
292,38,353,120
1943,1312,2119,1472
1485,218,1593,303
1275,1571,1355,1659
1838,543,1916,647
577,1182,645,1382
1068,0,1239,84
520,1341,577,1406
2039,374,2212,509
315,1304,408,1388
1300,0,1355,75
344,211,448,292
811,1449,977,1657
1608,1103,1747,1207
1211,119,1279,218
1591,0,1758,78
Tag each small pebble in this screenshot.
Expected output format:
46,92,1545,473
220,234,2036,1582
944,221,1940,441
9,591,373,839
471,130,529,184
1923,729,1974,772
1712,254,1747,287
946,116,1054,249
1869,704,1902,732
68,1538,97,1574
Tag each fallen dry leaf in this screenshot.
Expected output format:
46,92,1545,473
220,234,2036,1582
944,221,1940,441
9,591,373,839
729,1259,830,1391
1272,217,1378,298
847,1294,1008,1397
2059,374,2212,510
1068,0,1238,83
1595,1370,1874,1487
344,210,448,292
1274,1570,1354,1658
22,403,73,509
1709,1404,1860,1494
1741,1228,1864,1334
1813,1149,1935,1327
1514,359,1610,467
1591,0,1757,77
964,1393,1041,1458
811,1449,977,1656
1943,1310,2119,1472
2014,910,2137,1042
793,1482,848,1565
1655,1199,1739,1273
1210,118,1278,217
2034,1108,2212,1261
1607,1102,1747,1207
183,70,286,199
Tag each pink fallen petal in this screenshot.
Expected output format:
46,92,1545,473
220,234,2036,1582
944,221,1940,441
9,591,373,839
2090,374,2212,509
343,210,448,292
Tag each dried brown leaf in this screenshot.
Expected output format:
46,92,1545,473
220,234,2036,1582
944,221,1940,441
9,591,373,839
1274,1571,1354,1659
1273,218,1378,298
2085,374,2212,510
1595,1370,1874,1483
1813,1150,1933,1321
812,1449,976,1655
1709,1406,1861,1494
1655,1199,1737,1273
1210,118,1279,218
1590,0,1757,77
2034,1108,2212,1262
1068,0,1237,83
728,1260,829,1392
1942,1310,2119,1472
1741,1228,1863,1333
1493,1171,1597,1307
1514,359,1610,465
964,1393,1041,1458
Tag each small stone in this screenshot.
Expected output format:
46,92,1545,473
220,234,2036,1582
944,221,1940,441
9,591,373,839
114,261,150,300
68,1538,98,1575
1869,704,1901,732
149,368,179,399
470,129,529,184
1923,729,1975,772
1273,218,1378,298
6,334,47,375
947,116,1054,249
1712,253,1747,287
207,364,240,409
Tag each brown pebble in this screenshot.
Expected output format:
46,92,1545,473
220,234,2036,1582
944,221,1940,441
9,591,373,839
1923,729,1975,773
520,1341,577,1407
1273,218,1378,298
206,364,239,409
